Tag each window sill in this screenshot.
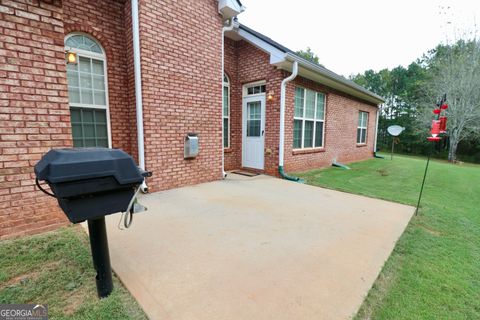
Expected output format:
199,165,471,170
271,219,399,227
356,143,368,147
224,148,233,153
292,148,325,155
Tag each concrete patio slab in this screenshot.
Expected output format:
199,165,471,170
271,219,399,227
104,174,414,320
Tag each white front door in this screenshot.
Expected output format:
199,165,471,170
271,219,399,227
242,95,265,170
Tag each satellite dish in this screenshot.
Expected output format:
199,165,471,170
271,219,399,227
387,125,405,137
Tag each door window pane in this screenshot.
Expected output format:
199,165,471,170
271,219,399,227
247,101,261,137
247,120,261,137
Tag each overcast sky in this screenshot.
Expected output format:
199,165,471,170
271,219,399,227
238,0,480,77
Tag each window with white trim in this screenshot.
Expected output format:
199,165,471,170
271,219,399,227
246,84,266,95
293,87,325,149
223,73,230,148
357,111,368,144
65,34,110,148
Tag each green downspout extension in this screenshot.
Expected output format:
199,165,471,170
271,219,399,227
279,166,304,183
374,152,385,159
332,160,350,170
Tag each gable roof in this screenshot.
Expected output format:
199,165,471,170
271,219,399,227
239,24,294,54
236,24,385,104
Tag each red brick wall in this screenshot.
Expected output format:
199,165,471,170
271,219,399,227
138,0,224,191
284,77,378,173
0,0,70,239
223,39,378,175
0,0,134,239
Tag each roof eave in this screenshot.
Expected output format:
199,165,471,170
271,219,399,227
282,53,385,105
235,25,385,105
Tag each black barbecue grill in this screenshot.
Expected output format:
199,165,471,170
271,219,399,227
34,148,151,298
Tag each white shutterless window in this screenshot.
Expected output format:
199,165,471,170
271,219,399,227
293,87,326,149
223,73,230,148
65,33,111,148
357,111,368,144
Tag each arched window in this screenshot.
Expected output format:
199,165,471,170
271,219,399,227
65,33,110,148
223,73,230,148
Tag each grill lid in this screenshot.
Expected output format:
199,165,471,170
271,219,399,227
34,148,144,185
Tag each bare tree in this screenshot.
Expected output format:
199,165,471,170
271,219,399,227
427,38,480,162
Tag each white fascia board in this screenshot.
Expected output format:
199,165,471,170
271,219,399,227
235,29,384,105
274,55,384,105
236,28,285,65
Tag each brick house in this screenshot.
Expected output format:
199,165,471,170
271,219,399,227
0,0,383,238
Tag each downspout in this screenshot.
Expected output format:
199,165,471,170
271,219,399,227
373,107,384,159
131,0,148,192
278,61,302,182
221,18,235,178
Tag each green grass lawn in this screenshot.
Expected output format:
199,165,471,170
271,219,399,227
296,154,480,319
0,226,147,320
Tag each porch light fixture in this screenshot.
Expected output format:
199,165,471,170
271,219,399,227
65,51,77,65
267,91,274,101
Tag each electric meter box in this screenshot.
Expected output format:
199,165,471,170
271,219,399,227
34,148,148,223
184,133,199,159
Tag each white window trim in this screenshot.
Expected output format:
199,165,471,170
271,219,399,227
293,86,326,150
65,32,112,148
357,111,368,145
243,80,266,97
223,73,230,149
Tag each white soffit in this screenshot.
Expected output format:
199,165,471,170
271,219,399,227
236,28,285,65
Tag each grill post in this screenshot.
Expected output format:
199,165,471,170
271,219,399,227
87,217,113,298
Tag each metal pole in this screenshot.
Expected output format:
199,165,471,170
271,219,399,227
87,217,113,298
391,137,395,160
415,145,433,215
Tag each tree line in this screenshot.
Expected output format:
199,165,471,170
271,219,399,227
350,38,480,163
